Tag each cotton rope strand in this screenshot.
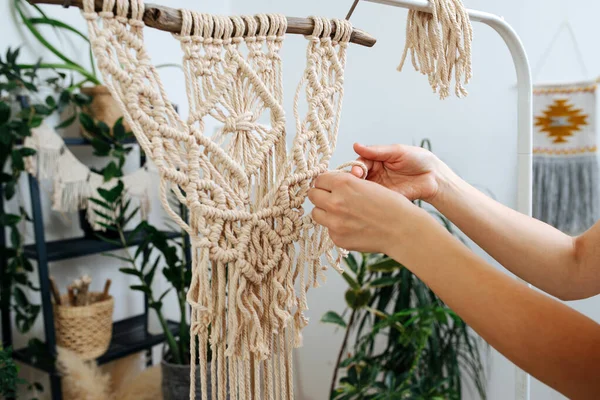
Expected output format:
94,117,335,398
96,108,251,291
398,0,473,99
81,1,362,398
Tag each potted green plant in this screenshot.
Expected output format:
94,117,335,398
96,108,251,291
13,0,126,138
93,181,203,399
0,48,40,339
88,129,210,400
322,142,487,400
0,46,74,399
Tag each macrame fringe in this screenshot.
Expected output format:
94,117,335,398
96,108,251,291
24,122,64,179
53,180,94,214
533,155,599,234
24,122,153,231
399,0,473,99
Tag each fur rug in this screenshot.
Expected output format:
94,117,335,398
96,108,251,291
56,347,162,400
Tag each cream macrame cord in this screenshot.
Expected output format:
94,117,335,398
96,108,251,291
81,1,365,399
399,0,473,99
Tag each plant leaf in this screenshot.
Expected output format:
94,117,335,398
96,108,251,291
130,285,151,295
11,150,24,171
345,252,359,274
88,197,112,210
120,268,142,277
321,311,347,328
369,276,401,288
341,271,361,291
79,113,97,135
28,17,91,42
102,161,120,182
55,114,76,130
95,233,121,245
19,147,36,157
0,101,11,124
368,258,402,273
0,213,22,226
345,289,371,310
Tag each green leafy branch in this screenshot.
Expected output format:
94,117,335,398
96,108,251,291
13,0,100,86
88,118,192,365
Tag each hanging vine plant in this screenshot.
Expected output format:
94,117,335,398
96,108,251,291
0,48,44,336
1,45,89,398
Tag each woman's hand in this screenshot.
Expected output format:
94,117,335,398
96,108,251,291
350,142,454,203
308,171,426,254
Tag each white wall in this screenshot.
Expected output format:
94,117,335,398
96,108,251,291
224,1,600,400
3,0,600,399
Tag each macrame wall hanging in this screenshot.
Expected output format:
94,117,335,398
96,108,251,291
24,122,152,230
398,0,473,99
79,0,366,399
533,81,599,234
531,20,598,234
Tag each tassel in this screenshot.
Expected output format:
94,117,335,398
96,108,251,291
24,122,64,178
398,0,473,99
533,155,599,234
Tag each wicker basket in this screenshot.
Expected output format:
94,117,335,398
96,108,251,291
54,293,114,360
79,85,128,138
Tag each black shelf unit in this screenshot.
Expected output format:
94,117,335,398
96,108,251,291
0,137,189,400
23,230,182,262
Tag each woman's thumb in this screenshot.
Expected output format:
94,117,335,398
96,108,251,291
353,142,399,161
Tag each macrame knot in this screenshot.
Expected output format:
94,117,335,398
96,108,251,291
224,112,254,133
81,0,97,20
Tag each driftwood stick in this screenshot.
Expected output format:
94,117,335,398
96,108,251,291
49,277,62,305
28,0,377,47
78,274,92,306
67,285,76,306
101,279,112,301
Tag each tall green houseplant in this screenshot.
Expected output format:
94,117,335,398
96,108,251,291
322,144,486,400
83,117,192,366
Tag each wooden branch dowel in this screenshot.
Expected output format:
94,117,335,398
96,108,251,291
49,277,62,305
67,285,75,306
79,275,92,306
101,279,112,301
28,0,377,47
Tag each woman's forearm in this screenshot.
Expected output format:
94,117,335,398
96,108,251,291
430,171,596,300
387,213,600,399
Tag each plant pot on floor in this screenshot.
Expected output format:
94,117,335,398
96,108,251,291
79,85,128,139
54,293,114,360
161,358,212,400
162,345,228,400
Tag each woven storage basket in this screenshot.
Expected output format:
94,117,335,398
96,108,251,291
54,293,114,360
79,85,128,139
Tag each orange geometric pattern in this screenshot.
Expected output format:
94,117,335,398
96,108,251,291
535,98,589,144
533,145,597,155
533,84,597,95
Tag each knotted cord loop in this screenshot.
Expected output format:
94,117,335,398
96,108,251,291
336,160,369,179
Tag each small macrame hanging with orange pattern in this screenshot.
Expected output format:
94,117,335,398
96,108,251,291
533,81,599,234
